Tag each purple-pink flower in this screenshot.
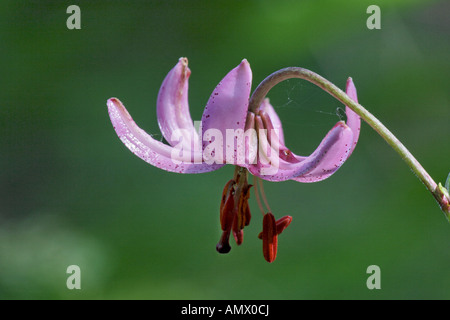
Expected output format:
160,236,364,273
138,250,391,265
107,57,360,262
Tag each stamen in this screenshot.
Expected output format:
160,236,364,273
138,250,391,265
257,177,272,214
275,215,293,235
253,175,266,215
253,174,273,215
258,215,293,239
217,167,253,251
262,213,277,263
219,180,236,231
260,214,292,262
232,228,244,246
235,184,252,231
217,179,236,254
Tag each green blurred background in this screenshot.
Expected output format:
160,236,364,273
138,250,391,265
1,0,449,300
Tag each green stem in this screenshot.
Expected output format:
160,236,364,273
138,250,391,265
249,67,450,220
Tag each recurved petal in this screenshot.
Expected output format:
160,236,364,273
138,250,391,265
108,98,223,173
249,78,359,183
292,78,360,181
201,59,252,164
291,122,354,182
157,57,199,150
345,77,361,156
248,117,353,182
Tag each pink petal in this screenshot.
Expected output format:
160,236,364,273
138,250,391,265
291,123,354,182
201,59,252,165
345,77,361,156
157,58,199,150
248,117,353,182
259,98,285,145
289,78,360,182
258,110,292,162
108,98,223,174
244,112,258,165
249,78,360,182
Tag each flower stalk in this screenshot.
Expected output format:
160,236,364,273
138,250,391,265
248,67,450,220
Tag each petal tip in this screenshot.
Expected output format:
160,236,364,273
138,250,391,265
335,120,350,130
178,57,188,66
239,59,251,71
346,77,358,100
176,57,191,78
346,77,354,88
107,97,132,122
107,97,121,109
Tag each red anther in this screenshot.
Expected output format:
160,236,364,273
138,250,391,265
242,185,252,227
231,214,242,245
232,229,244,246
221,196,236,232
258,215,292,239
217,169,252,253
220,180,236,231
262,213,277,263
275,215,292,235
235,184,252,231
220,180,234,212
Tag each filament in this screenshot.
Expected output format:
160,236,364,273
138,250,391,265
257,177,272,214
253,175,266,215
253,175,273,215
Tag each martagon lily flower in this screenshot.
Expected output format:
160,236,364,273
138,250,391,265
107,58,360,262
